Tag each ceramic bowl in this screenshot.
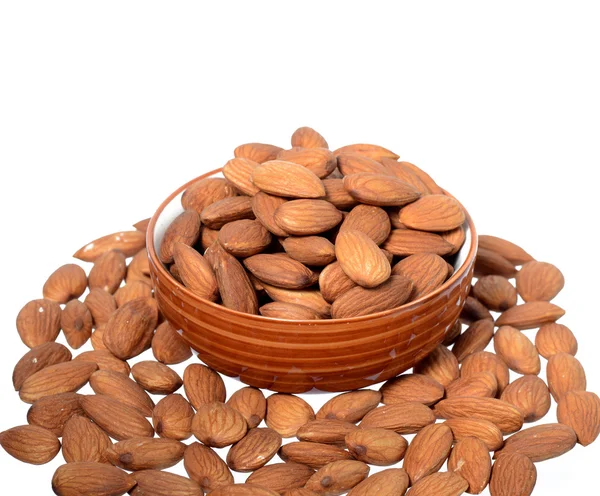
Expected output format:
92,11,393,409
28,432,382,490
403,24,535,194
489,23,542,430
147,168,477,393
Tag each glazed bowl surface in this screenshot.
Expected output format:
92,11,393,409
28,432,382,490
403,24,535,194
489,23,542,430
147,169,477,393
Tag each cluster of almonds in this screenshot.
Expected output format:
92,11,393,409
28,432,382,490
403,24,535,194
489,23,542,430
161,127,466,319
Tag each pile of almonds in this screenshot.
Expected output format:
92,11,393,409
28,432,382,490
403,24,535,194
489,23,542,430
1,127,599,496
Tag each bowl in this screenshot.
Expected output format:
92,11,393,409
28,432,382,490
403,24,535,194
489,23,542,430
147,168,477,393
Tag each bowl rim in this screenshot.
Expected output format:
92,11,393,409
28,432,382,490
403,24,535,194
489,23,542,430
147,167,478,325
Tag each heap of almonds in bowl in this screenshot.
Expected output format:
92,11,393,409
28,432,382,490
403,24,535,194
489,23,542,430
0,127,598,496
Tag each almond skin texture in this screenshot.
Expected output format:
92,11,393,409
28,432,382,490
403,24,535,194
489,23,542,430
339,204,391,245
441,226,467,255
516,261,564,302
347,468,409,496
12,342,72,391
296,419,358,446
185,442,234,491
252,160,325,198
546,352,586,401
182,177,238,215
443,320,463,346
134,217,151,232
153,394,194,440
446,372,498,399
334,144,399,162
90,369,155,417
460,296,494,324
132,361,183,395
489,453,537,496
227,387,267,429
114,280,153,307
392,253,448,300
266,393,315,438
359,401,435,434
279,442,354,469
160,210,202,264
201,196,255,229
19,360,97,404
383,229,454,256
336,152,391,176
319,262,357,304
495,423,577,462
16,298,62,348
260,301,321,320
274,199,343,236
501,375,551,423
461,351,510,395
495,301,565,330
235,142,283,163
380,373,444,406
493,325,541,375
413,344,460,387
60,299,93,349
277,147,337,179
247,463,315,493
478,235,534,265
88,250,127,294
447,437,491,494
85,288,117,326
244,254,316,290
152,320,193,364
474,247,517,278
131,470,203,496
444,418,504,451
227,428,282,472
399,194,465,232
434,397,524,434
335,229,391,288
26,392,83,436
557,390,600,446
212,246,259,314
105,437,186,471
127,248,152,285
406,471,469,496
0,425,60,465
52,462,135,496
192,402,248,448
304,460,370,496
345,428,407,466
184,364,227,409
43,264,87,303
80,395,154,441
292,127,329,149
219,219,272,257
382,159,432,194
281,236,336,267
388,160,444,194
331,275,413,319
535,322,578,359
472,275,518,311
452,319,495,362
223,157,261,196
403,423,454,484
317,390,381,423
73,349,130,375
344,172,421,206
173,242,220,301
323,179,359,210
62,415,112,463
211,485,279,496
262,284,332,319
73,230,146,262
252,191,288,237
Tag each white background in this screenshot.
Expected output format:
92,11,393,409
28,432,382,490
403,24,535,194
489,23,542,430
1,1,599,494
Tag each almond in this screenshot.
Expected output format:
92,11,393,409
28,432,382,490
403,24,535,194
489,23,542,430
359,401,435,434
387,160,444,194
304,460,369,495
263,283,332,318
88,327,105,350
61,415,112,463
266,393,315,438
106,437,185,471
219,219,272,257
381,159,431,194
347,468,409,496
74,349,130,375
474,247,517,278
114,280,153,307
225,387,266,429
447,437,491,494
212,246,259,314
51,462,135,496
434,397,524,434
557,390,600,446
546,352,586,401
16,298,62,348
84,288,117,325
493,326,540,375
317,390,381,423
444,418,504,451
279,442,354,470
277,147,337,179
153,394,194,440
516,261,565,302
489,453,536,496
344,173,421,206
296,419,358,446
335,230,391,288
382,229,454,256
172,242,220,301
446,372,498,399
73,230,146,262
134,217,151,231
132,360,182,395
127,248,152,285
380,373,444,406
235,143,283,163
0,425,60,465
472,275,518,311
19,360,97,404
192,402,248,448
212,484,279,496
281,236,336,266
495,423,577,461
223,157,262,196
441,226,466,255
413,344,460,387
159,210,202,264
336,153,390,176
251,160,325,198
245,253,317,289
403,423,453,483
131,470,203,496
80,395,154,440
496,301,566,330
345,428,407,466
201,226,221,250
391,253,448,300
443,320,463,346
460,296,493,324
201,196,255,229
26,392,83,436
252,191,288,237
501,375,551,423
259,302,321,320
399,194,465,231
339,204,391,245
182,177,238,215
12,342,72,391
60,299,93,349
323,179,359,210
535,322,578,359
461,351,510,395
184,442,234,492
42,263,87,303
451,319,495,362
478,235,534,265
227,428,282,472
152,320,193,364
292,127,329,149
184,363,227,409
406,471,468,496
247,463,315,493
274,199,343,235
103,297,158,359
331,275,413,319
319,262,357,303
334,144,399,161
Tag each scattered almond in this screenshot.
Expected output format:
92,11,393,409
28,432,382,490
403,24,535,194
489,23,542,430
493,326,541,375
88,250,127,293
495,423,577,462
42,264,87,304
192,402,248,448
500,375,551,423
546,352,586,401
73,230,146,262
403,423,453,483
16,298,62,348
84,288,117,325
556,390,600,446
0,425,60,465
516,261,564,302
12,342,72,391
413,344,460,387
347,468,409,496
451,319,495,362
296,419,358,446
227,428,282,472
184,363,227,409
26,392,83,436
535,322,578,359
489,453,537,496
474,247,517,278
227,387,267,429
152,320,193,364
105,437,186,471
447,436,491,494
304,460,369,495
445,372,498,399
359,401,435,434
472,275,518,311
316,390,381,423
495,301,565,330
247,463,315,494
266,393,315,438
132,360,183,395
478,235,533,265
60,299,93,349
461,351,510,395
51,462,135,496
153,394,194,440
406,471,468,496
131,470,203,496
444,418,504,451
184,442,234,492
73,349,131,375
279,442,354,469
460,296,493,324
380,373,444,406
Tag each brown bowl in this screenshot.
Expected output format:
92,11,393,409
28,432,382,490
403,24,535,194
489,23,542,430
148,168,477,393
